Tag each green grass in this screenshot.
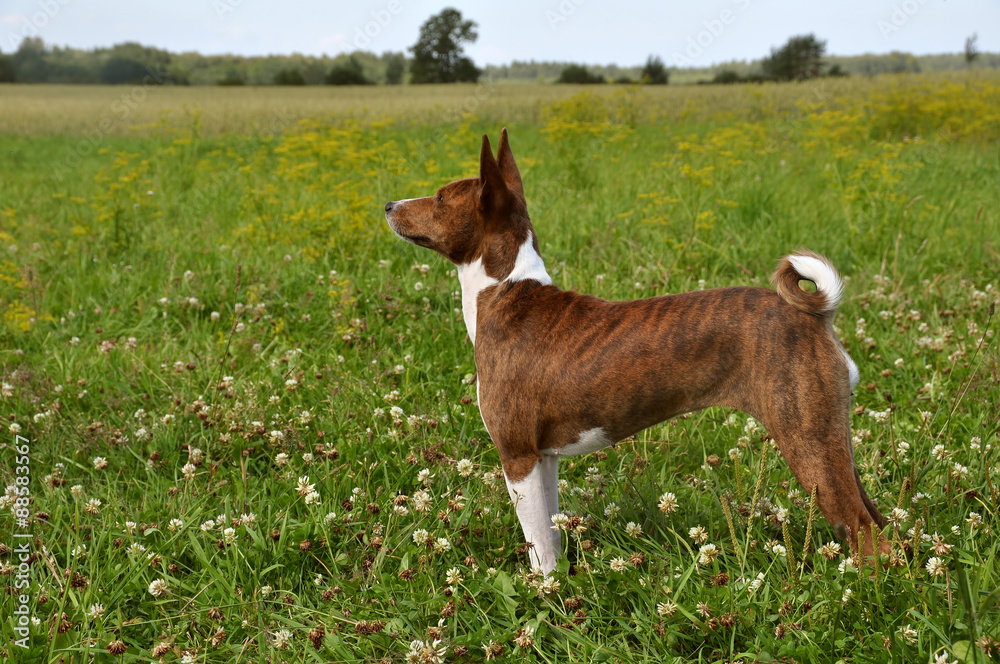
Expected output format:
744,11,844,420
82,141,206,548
0,76,999,663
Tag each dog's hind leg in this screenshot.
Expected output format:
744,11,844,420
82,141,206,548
764,413,889,561
505,457,559,574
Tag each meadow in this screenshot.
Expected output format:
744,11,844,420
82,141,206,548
0,72,998,663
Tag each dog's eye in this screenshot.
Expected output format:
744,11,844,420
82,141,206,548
436,193,444,203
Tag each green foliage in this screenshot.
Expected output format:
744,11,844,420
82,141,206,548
762,34,827,81
0,52,15,82
409,7,481,83
641,55,668,85
99,55,150,84
217,72,246,86
556,64,605,84
385,52,406,85
325,56,372,85
965,33,980,66
273,68,306,86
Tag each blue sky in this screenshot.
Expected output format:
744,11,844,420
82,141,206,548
2,0,997,66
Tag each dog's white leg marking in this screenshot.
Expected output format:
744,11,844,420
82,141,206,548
505,461,558,574
456,258,498,346
504,232,552,285
543,427,613,457
538,454,562,558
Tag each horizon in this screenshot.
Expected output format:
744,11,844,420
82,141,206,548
1,0,996,69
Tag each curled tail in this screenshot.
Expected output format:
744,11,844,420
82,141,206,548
771,250,845,316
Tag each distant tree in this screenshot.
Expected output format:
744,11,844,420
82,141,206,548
217,72,246,86
556,64,605,84
384,52,406,84
273,68,306,85
325,56,372,85
99,55,149,84
762,34,826,81
641,55,668,84
11,38,49,83
712,69,744,84
613,75,635,84
409,8,481,83
825,63,848,77
0,53,15,82
965,33,979,67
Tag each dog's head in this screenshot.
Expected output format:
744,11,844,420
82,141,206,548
385,128,537,278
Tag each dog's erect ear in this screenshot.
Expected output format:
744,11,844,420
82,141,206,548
497,127,524,196
479,133,509,211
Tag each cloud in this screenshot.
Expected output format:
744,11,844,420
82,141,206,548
1,14,28,26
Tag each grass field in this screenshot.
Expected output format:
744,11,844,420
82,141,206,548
1,72,999,663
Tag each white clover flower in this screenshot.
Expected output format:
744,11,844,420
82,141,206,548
550,513,570,531
200,520,215,532
748,571,766,593
88,603,105,619
223,527,237,545
771,543,787,558
446,567,463,585
433,537,451,553
273,629,292,650
148,579,168,597
413,529,432,546
688,525,708,543
304,491,320,505
609,557,628,572
698,543,719,565
456,459,473,477
926,557,946,577
274,452,289,467
656,600,678,616
296,476,315,496
168,519,183,532
838,557,857,575
625,522,643,537
181,463,197,480
888,507,909,526
93,457,108,470
324,512,338,526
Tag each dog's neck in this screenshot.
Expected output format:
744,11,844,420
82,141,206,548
456,231,551,345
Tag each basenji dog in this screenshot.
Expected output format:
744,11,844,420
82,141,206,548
385,128,887,574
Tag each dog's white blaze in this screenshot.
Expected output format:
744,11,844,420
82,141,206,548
543,427,613,457
505,460,560,574
457,257,498,345
505,232,552,286
787,254,844,312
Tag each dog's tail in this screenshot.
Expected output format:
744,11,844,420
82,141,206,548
772,250,845,317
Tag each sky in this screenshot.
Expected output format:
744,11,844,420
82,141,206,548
1,0,997,67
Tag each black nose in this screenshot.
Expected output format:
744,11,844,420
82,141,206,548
385,201,396,213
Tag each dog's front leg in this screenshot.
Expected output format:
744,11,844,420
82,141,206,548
505,458,559,574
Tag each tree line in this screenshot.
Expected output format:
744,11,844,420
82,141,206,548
1,8,995,87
